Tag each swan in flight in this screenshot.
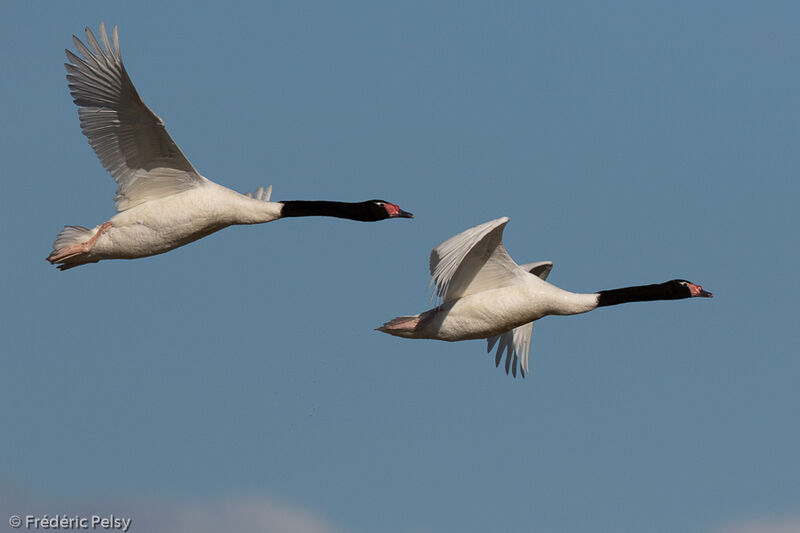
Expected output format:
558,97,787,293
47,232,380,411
378,217,712,377
48,23,412,270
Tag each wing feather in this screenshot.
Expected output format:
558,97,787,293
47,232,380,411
66,23,205,211
486,322,534,378
519,260,553,280
429,217,530,302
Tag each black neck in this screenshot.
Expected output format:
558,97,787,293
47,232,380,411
597,282,686,307
280,201,373,221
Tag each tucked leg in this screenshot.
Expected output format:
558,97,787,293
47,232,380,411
47,222,112,264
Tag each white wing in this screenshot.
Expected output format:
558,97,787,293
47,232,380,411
245,185,273,201
486,322,534,378
429,217,530,302
519,260,553,280
486,260,554,377
65,23,206,211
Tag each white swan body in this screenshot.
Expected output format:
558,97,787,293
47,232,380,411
47,24,411,270
392,281,598,342
378,217,712,377
83,182,283,261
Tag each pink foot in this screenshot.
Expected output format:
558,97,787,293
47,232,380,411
47,222,112,263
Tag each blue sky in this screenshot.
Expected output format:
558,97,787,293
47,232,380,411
1,2,799,532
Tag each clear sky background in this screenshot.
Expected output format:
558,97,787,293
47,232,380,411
1,2,798,533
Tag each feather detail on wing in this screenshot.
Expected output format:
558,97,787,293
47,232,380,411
245,185,273,201
519,260,553,280
486,322,534,378
429,217,530,303
65,23,206,211
485,259,553,377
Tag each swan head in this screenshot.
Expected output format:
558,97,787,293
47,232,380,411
670,279,713,298
364,200,414,221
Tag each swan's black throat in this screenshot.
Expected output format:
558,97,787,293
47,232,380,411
596,281,692,307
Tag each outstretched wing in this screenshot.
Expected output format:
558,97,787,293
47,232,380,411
429,217,530,303
65,23,206,211
486,260,554,377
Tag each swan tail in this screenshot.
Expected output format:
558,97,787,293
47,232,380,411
376,314,424,337
46,225,102,270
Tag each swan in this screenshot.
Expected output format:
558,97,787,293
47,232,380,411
378,217,712,377
47,24,413,271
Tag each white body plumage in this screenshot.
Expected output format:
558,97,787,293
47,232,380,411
87,182,282,261
392,280,598,342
